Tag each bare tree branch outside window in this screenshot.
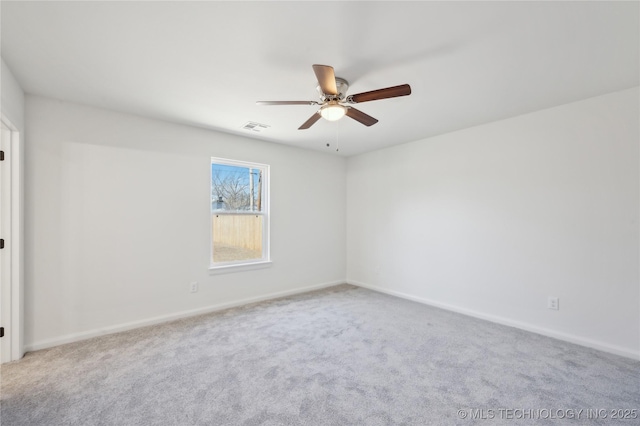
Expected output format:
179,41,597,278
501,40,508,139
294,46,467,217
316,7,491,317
211,164,262,212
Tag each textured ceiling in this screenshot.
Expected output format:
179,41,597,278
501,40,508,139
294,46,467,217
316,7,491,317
2,1,638,156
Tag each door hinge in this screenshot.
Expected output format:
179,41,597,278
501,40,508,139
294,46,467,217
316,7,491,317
0,327,4,338
0,239,3,249
0,150,4,161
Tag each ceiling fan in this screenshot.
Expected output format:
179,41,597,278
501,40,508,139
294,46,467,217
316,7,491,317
256,64,411,130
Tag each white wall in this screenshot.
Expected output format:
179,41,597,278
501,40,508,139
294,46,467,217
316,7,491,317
1,58,25,131
24,96,346,350
347,87,640,359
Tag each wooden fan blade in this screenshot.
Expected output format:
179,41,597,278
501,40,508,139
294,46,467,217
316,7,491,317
298,112,322,130
312,64,338,95
256,101,318,106
346,107,379,126
349,84,411,103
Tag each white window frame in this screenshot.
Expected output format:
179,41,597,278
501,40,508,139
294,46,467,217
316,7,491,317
209,157,270,273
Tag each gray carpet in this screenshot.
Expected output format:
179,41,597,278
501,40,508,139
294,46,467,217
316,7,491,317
1,284,638,425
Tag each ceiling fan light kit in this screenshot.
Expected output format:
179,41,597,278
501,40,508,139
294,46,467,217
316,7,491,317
256,64,411,129
320,102,347,121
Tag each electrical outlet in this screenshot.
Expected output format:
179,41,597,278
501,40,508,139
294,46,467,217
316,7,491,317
190,282,198,293
547,297,559,310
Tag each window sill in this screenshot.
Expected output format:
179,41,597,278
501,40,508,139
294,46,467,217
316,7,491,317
209,260,272,275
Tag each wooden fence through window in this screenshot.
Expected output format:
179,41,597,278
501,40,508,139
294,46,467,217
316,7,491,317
212,214,262,251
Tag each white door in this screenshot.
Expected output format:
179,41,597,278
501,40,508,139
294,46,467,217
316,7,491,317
0,122,12,362
1,118,22,363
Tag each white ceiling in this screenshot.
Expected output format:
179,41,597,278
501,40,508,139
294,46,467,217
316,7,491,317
2,1,638,156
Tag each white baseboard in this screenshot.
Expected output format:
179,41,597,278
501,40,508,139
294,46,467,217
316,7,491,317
347,279,640,361
25,280,344,353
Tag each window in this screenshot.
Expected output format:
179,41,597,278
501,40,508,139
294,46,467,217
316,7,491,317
210,158,270,270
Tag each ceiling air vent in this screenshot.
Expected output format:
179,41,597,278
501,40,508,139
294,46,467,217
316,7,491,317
242,122,270,132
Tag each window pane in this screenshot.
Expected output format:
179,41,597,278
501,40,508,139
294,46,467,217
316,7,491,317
212,214,263,263
211,163,263,212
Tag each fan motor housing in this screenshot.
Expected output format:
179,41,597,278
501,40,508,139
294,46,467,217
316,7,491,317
317,77,349,101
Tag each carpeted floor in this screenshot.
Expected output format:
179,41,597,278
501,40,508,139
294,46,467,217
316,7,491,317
1,284,638,425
